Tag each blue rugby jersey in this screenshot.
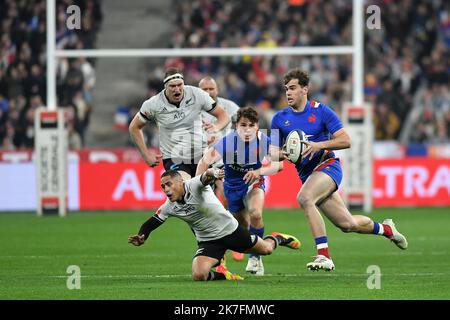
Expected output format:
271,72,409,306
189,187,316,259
213,130,271,187
270,100,343,182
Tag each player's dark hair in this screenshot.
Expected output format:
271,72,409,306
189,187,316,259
161,170,182,180
283,68,309,87
164,67,182,78
236,107,259,124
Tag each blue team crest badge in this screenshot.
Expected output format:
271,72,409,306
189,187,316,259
284,120,290,126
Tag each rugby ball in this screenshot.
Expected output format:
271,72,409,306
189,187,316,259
285,130,308,164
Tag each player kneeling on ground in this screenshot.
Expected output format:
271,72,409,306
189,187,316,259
128,169,300,281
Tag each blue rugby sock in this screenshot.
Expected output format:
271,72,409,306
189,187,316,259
249,226,264,259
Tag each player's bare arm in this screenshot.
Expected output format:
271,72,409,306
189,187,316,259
205,105,230,133
243,158,284,184
268,144,289,162
200,168,224,186
129,213,165,246
129,114,162,167
196,147,222,176
260,158,284,176
302,128,351,160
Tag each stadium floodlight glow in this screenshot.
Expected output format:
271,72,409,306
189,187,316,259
45,0,372,212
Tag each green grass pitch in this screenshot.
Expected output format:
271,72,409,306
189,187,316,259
0,208,449,300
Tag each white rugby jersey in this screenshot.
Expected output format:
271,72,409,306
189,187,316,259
154,175,239,242
138,85,216,160
202,96,239,139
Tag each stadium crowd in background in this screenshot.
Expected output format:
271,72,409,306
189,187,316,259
0,0,449,150
147,0,449,145
0,0,102,150
365,0,450,142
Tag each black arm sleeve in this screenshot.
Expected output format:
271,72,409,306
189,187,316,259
139,111,152,121
206,101,217,113
138,215,164,240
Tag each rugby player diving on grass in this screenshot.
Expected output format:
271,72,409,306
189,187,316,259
128,169,300,281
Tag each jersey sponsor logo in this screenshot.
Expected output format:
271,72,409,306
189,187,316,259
174,111,185,120
174,204,196,215
311,101,320,108
230,164,256,172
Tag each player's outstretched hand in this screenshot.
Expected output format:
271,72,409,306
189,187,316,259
243,170,260,184
128,234,145,246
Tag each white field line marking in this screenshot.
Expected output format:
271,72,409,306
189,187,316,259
44,272,448,279
0,251,447,259
0,254,155,259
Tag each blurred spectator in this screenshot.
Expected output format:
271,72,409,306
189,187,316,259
170,0,351,49
71,90,90,144
374,103,400,140
366,0,449,143
60,59,84,105
410,84,450,143
66,106,82,149
13,95,42,149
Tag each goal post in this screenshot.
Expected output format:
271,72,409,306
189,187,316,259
44,0,372,213
46,0,364,106
34,108,68,216
341,103,374,212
